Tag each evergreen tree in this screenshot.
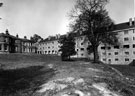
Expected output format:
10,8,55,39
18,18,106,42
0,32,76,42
59,33,76,61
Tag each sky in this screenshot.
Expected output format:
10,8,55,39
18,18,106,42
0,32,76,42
0,0,134,39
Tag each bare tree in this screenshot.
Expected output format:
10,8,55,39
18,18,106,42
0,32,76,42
70,0,118,62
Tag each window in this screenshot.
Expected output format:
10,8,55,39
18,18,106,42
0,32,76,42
124,30,128,34
133,51,135,55
133,37,135,40
48,47,50,49
80,48,84,51
107,47,111,50
103,58,106,61
108,59,111,62
114,52,118,55
0,44,1,50
4,45,8,50
108,53,111,55
123,45,129,48
115,58,119,61
81,54,84,56
77,49,79,51
125,58,129,61
114,46,119,49
124,37,129,41
133,44,135,48
81,43,83,45
125,51,129,55
101,46,105,50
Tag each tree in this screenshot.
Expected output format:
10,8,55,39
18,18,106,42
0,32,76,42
70,0,118,62
30,34,43,43
59,33,76,61
0,3,3,19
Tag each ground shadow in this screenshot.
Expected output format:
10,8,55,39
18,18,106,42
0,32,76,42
0,66,56,96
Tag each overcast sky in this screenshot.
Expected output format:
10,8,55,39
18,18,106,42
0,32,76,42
0,0,134,39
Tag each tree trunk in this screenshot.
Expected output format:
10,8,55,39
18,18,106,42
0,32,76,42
93,45,99,63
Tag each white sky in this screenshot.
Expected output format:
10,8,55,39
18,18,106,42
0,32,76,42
0,0,134,39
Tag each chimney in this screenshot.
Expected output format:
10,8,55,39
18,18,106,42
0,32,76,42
16,34,19,38
5,29,9,35
129,18,132,26
24,36,27,39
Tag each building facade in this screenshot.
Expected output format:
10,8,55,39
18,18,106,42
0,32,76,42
37,18,135,65
99,18,135,64
0,30,37,54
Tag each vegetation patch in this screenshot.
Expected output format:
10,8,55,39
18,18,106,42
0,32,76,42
0,66,55,96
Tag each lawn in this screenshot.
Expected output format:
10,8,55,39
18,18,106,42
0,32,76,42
0,54,135,96
0,54,58,96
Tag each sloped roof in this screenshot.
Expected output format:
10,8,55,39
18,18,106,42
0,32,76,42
112,21,135,31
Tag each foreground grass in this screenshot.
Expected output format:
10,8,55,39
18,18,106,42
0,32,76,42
0,54,135,96
0,54,57,96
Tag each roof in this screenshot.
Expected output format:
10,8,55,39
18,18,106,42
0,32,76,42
112,21,135,31
0,33,34,42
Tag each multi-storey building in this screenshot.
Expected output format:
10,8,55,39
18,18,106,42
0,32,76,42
37,34,61,55
37,18,135,65
0,29,37,54
99,18,135,64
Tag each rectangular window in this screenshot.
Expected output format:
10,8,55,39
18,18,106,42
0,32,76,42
77,49,79,51
123,45,129,48
108,53,111,55
115,58,119,61
107,47,111,50
0,44,1,50
114,46,119,49
124,37,129,41
101,46,105,50
4,45,7,50
125,51,129,55
103,58,106,61
125,58,129,61
124,30,128,34
133,44,135,48
133,51,135,55
81,54,84,56
81,43,83,45
114,52,118,55
133,37,135,40
108,59,111,62
80,48,84,51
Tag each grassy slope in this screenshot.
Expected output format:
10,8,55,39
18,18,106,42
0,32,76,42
0,54,135,96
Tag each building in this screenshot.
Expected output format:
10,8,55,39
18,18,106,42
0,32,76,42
99,18,135,64
0,30,37,54
37,34,61,55
37,18,135,65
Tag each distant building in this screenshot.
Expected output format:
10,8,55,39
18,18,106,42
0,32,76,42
37,18,135,65
0,30,37,54
99,18,135,64
37,34,61,55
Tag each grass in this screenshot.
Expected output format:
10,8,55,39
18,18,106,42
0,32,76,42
0,54,135,96
0,54,57,96
110,65,135,77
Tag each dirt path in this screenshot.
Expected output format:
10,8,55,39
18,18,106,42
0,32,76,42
37,62,124,96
